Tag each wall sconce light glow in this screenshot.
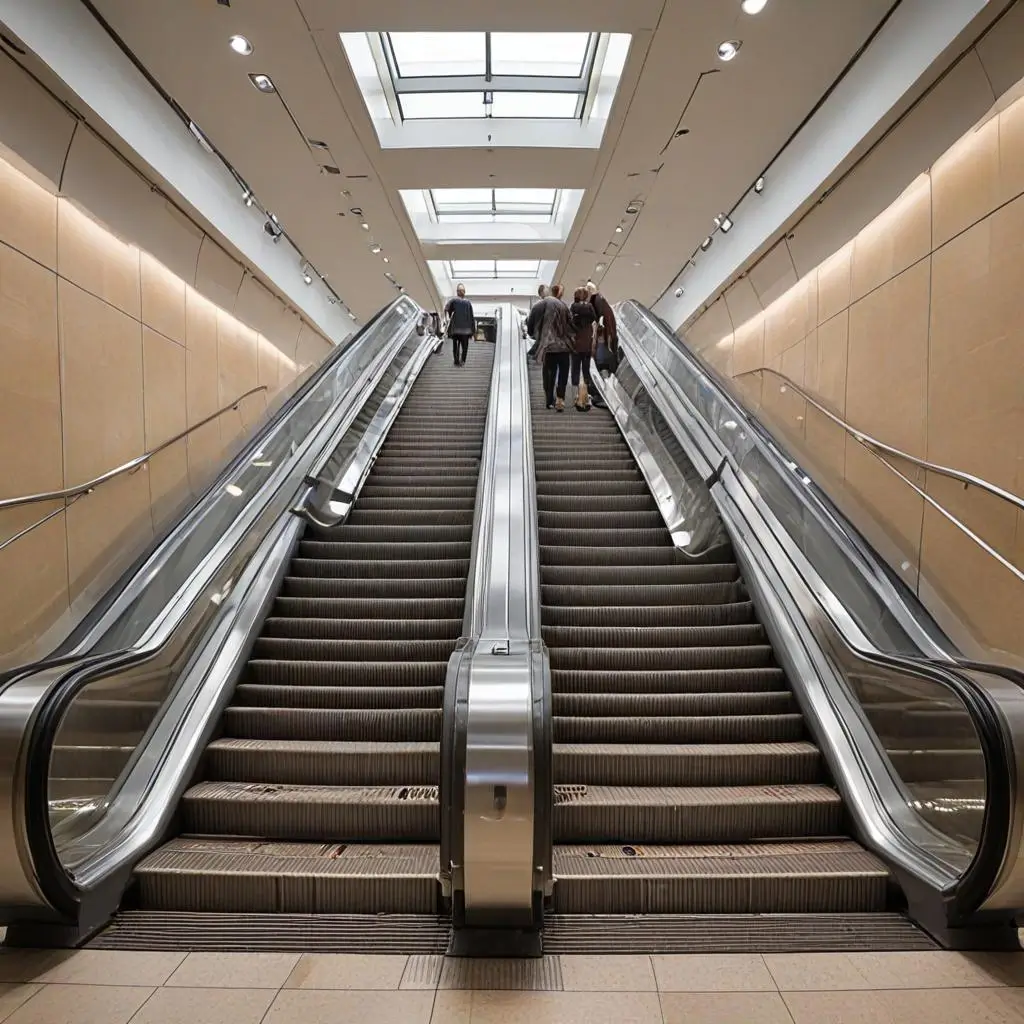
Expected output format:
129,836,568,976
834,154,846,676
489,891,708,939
701,236,713,252
741,0,768,12
717,40,742,61
229,34,253,55
248,73,275,93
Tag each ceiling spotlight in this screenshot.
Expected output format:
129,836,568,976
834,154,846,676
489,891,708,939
248,72,275,93
615,225,623,234
361,222,370,231
370,244,381,254
674,127,690,137
308,138,329,150
754,175,765,194
229,34,253,55
350,206,363,216
595,263,605,272
674,287,684,297
717,40,742,61
263,218,282,242
242,189,254,208
741,0,768,12
382,256,390,263
701,236,713,252
714,213,734,233
348,310,357,320
625,203,640,215
301,264,313,285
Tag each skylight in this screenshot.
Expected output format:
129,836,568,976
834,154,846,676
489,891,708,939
449,259,541,280
430,188,558,224
382,31,597,122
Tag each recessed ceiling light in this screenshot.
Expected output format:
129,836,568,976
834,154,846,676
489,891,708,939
741,0,768,12
615,225,623,233
717,40,742,61
370,244,381,254
382,256,390,263
229,35,253,55
625,203,640,215
674,287,684,298
350,207,363,216
248,72,275,93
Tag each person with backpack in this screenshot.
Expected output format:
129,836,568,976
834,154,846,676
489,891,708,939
569,287,597,412
444,284,476,367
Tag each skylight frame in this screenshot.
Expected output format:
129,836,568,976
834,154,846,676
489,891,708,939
429,188,560,224
447,258,542,281
381,31,599,123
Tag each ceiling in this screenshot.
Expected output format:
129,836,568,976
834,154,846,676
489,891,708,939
83,0,897,318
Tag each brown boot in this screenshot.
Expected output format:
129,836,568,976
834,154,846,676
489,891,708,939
555,397,565,412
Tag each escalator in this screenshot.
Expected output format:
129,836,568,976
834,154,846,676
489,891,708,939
528,367,911,937
118,344,494,921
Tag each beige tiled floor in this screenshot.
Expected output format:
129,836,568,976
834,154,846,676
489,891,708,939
0,949,1023,1022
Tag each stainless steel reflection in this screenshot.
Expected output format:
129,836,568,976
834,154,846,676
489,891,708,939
456,306,543,926
0,299,423,919
613,303,1024,921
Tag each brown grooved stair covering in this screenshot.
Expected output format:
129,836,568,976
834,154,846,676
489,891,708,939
529,363,897,927
115,341,495,925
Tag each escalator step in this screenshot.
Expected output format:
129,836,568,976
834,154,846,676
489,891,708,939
552,784,843,844
288,558,470,580
305,525,472,543
553,691,795,716
234,684,444,710
548,646,775,671
181,782,439,842
134,838,439,914
543,624,767,648
260,617,462,641
541,564,739,585
554,741,821,786
271,597,464,619
252,638,459,661
554,714,805,744
539,528,673,547
298,541,471,561
246,660,447,687
542,582,743,606
280,577,466,599
552,667,788,694
542,603,757,627
223,706,441,742
205,739,438,785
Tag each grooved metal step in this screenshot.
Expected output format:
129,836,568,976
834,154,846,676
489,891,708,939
529,361,889,926
131,344,495,921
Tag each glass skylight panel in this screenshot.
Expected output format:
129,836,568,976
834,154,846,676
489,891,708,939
490,33,590,77
489,91,580,119
497,259,541,277
388,32,486,77
400,92,486,120
434,188,493,208
449,260,494,277
448,260,541,280
496,188,557,206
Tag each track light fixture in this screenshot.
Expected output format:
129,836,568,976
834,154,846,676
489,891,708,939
263,218,282,242
370,244,381,254
248,73,275,93
714,213,733,233
242,189,254,208
754,175,765,194
717,40,741,62
701,236,713,252
674,287,684,298
301,263,313,285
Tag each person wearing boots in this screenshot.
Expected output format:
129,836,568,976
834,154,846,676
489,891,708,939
444,284,476,367
569,287,597,411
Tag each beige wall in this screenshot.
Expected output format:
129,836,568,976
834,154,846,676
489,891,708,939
0,153,335,663
682,83,1024,661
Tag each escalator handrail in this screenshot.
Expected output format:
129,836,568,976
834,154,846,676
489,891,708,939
734,366,1024,515
617,300,1024,920
622,299,955,659
0,298,409,686
0,300,421,917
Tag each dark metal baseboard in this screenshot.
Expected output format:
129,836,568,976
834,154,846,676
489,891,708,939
542,912,937,953
88,912,451,953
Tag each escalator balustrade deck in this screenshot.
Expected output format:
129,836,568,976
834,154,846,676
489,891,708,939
132,343,494,916
529,367,890,918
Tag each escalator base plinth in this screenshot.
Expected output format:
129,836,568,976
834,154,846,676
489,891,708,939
542,912,936,953
88,911,451,953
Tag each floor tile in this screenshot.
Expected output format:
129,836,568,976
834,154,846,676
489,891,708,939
165,952,300,989
467,991,663,1023
0,985,40,1023
284,953,409,990
973,952,1024,986
129,986,276,1024
4,983,153,1024
661,991,796,1024
438,957,562,991
264,988,435,1024
402,955,444,990
846,951,1007,989
877,988,1020,1024
35,950,186,987
560,955,656,992
653,954,776,992
764,952,874,991
784,990,894,1024
0,951,70,983
430,991,472,1023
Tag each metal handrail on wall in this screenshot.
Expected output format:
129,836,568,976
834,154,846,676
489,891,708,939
735,366,1024,586
0,385,269,554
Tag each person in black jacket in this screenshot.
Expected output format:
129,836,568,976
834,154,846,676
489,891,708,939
444,284,476,366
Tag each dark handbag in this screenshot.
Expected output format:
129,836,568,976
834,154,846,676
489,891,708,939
595,340,618,373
